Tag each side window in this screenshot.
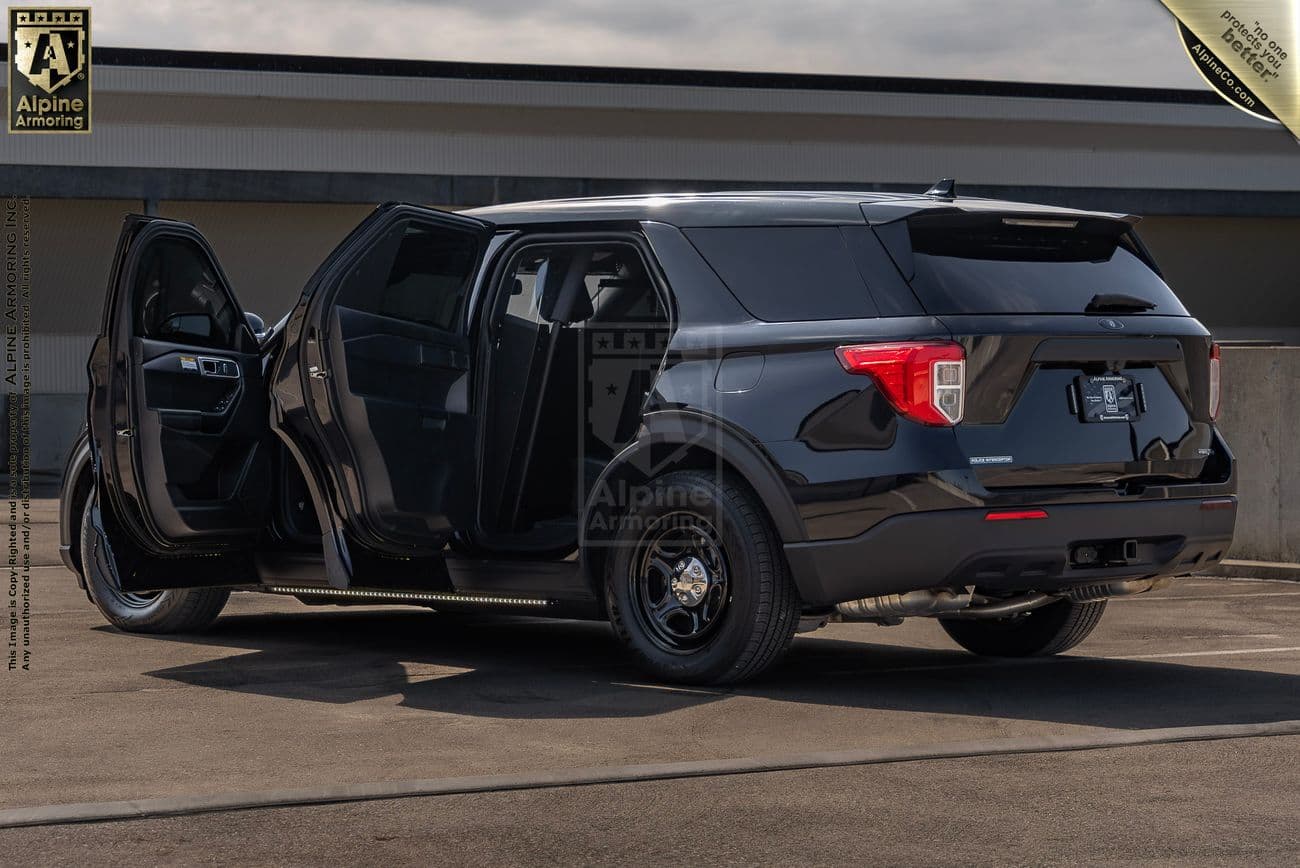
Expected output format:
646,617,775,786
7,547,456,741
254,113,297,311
495,243,665,328
134,236,238,350
502,250,551,326
335,218,480,331
580,247,664,325
684,226,879,322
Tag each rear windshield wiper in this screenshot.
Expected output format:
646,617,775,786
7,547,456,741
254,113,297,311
1085,293,1157,314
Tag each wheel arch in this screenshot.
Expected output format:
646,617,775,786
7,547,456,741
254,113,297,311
579,410,806,599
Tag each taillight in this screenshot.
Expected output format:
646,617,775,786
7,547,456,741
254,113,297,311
1208,342,1222,421
835,341,965,426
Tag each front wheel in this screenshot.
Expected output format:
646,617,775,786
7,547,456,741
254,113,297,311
940,597,1107,657
605,471,800,685
79,498,230,634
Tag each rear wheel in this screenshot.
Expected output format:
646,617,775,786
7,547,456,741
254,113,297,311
940,597,1106,657
79,498,229,634
605,471,799,685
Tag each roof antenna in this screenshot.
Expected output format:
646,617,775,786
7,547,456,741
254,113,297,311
924,178,957,199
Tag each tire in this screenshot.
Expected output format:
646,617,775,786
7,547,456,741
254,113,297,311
79,497,230,634
940,597,1107,657
605,470,800,685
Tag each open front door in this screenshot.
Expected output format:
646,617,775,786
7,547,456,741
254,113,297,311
270,204,494,588
89,216,271,591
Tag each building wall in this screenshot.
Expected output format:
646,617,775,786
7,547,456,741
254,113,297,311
31,198,141,337
1139,217,1300,344
157,201,374,322
20,200,1300,473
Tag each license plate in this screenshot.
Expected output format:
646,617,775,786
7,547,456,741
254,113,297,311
1076,375,1139,422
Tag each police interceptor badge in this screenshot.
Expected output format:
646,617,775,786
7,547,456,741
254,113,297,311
8,7,91,133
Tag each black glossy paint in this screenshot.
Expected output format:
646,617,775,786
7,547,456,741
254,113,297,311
73,191,1237,609
88,217,269,590
269,203,494,588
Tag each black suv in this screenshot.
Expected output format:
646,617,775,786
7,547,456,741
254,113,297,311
59,187,1237,684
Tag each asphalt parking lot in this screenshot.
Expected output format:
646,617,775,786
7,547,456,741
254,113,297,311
4,500,1300,865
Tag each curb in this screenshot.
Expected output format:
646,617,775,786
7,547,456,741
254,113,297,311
1207,560,1300,582
2,719,1299,830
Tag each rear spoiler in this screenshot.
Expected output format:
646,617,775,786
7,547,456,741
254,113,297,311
859,198,1139,227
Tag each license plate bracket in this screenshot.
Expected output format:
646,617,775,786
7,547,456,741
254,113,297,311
1075,374,1139,422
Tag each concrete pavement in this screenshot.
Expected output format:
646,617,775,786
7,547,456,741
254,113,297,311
3,500,1299,864
9,736,1300,866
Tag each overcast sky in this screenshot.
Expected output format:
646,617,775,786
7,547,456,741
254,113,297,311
73,0,1206,90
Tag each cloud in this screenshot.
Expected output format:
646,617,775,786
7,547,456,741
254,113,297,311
81,0,1207,89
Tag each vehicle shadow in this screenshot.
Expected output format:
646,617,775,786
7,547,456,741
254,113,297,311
121,605,1300,729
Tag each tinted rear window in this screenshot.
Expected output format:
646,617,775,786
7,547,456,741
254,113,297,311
900,214,1188,316
684,226,878,321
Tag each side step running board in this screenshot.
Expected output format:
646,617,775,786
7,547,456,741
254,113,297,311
262,585,553,608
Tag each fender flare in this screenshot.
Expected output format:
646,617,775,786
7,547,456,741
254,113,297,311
580,410,806,594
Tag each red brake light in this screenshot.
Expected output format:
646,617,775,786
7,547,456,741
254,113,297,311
835,341,965,426
984,509,1049,522
1208,342,1222,421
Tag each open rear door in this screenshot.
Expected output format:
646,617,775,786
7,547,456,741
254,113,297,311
269,204,495,588
88,216,271,591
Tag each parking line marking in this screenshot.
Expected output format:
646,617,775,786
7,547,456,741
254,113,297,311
1114,591,1300,602
3,720,1298,830
1112,589,1300,602
608,681,730,696
1109,646,1300,660
814,643,1300,677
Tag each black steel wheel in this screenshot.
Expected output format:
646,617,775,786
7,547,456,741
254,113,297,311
605,470,799,684
629,513,731,653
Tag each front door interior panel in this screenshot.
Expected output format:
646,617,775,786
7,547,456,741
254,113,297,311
104,224,271,553
133,338,270,539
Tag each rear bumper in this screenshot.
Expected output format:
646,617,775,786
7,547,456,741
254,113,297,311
784,496,1237,606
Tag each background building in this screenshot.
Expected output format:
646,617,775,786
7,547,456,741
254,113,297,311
2,47,1298,474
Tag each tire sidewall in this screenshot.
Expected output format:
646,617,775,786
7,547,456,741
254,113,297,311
78,496,218,631
940,597,1105,657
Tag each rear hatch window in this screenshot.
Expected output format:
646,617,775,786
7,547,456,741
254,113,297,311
894,213,1188,316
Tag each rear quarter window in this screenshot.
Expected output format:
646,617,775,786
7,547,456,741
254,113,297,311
684,226,879,322
900,214,1188,316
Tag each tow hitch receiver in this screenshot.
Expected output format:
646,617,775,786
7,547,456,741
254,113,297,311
1072,539,1140,567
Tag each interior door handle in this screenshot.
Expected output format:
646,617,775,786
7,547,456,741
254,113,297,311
198,356,240,378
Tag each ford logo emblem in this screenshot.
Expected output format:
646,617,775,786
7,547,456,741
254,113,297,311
1098,318,1125,330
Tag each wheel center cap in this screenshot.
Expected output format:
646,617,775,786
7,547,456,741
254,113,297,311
672,556,711,607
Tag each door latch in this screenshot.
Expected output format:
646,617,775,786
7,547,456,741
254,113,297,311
116,428,133,438
308,365,329,379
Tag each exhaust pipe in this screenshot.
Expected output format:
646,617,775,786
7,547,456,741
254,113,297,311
1060,577,1169,602
943,591,1056,619
837,578,1170,623
836,588,972,621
